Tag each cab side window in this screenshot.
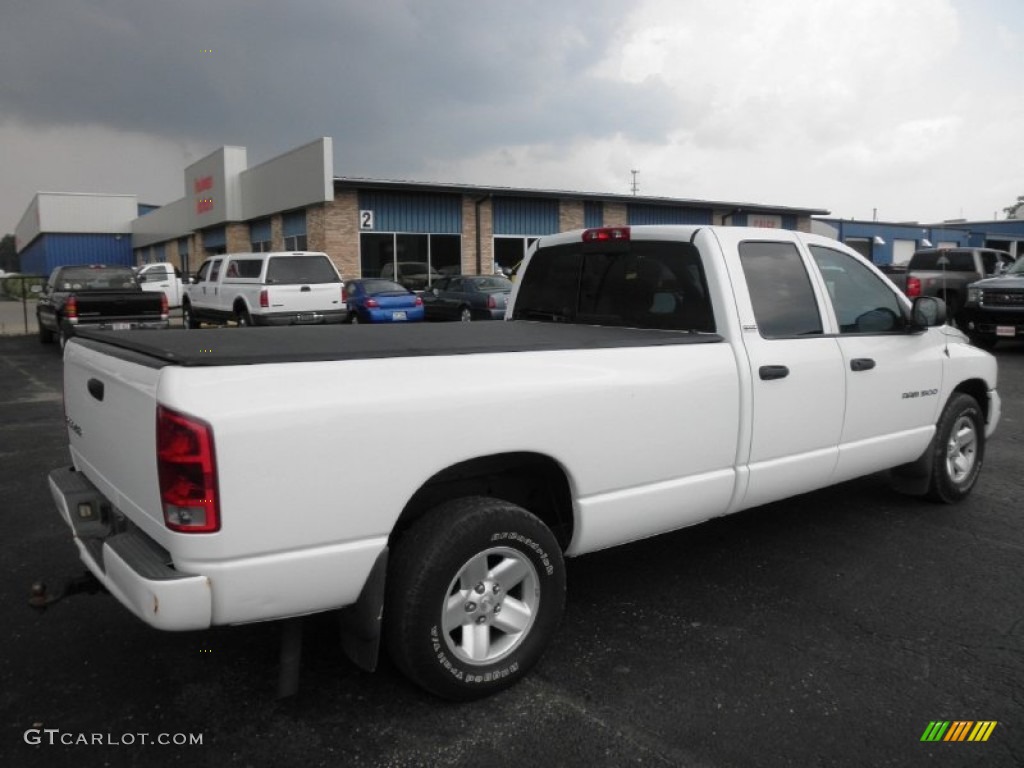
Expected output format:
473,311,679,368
195,261,212,283
739,241,822,338
809,245,907,334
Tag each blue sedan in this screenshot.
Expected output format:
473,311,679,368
344,279,425,324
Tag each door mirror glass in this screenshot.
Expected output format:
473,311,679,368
911,296,946,328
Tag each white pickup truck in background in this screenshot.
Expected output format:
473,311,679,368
182,250,347,327
49,226,999,700
136,262,185,309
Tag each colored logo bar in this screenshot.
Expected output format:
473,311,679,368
921,721,997,742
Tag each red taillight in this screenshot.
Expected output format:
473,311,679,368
414,295,423,307
341,285,348,302
156,406,219,533
487,294,497,309
582,227,630,242
259,289,269,308
906,276,921,298
365,298,379,308
65,295,79,325
160,292,169,319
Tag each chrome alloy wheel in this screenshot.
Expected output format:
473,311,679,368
945,414,978,484
442,547,539,665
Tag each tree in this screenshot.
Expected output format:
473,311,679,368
0,234,17,273
1003,196,1024,219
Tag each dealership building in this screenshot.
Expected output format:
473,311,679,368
17,137,828,279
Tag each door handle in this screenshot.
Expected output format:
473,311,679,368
851,358,876,372
759,365,790,381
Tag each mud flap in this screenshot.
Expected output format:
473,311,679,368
338,547,388,672
889,441,936,496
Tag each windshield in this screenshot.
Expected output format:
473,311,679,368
55,267,137,290
470,277,513,292
360,279,408,294
1007,258,1024,276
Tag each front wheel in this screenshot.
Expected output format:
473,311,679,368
182,303,197,330
926,393,985,503
384,497,565,701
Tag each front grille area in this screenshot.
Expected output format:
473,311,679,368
982,290,1024,307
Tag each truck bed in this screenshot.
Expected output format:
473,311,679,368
73,322,722,366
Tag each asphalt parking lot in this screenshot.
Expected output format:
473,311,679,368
1,332,1021,768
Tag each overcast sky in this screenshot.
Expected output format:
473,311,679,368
2,0,1022,236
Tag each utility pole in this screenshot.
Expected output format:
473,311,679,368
630,169,640,196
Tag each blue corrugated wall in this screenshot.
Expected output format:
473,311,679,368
627,204,712,225
584,201,603,228
493,197,560,235
18,234,133,274
358,191,462,234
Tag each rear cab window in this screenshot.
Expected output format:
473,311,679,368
266,255,341,284
512,240,716,332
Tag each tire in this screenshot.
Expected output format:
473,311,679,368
38,320,54,344
384,497,565,701
182,302,196,330
58,326,72,351
459,306,473,322
350,313,360,325
925,393,985,503
235,307,253,327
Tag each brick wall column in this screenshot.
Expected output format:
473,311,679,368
604,203,628,227
463,196,493,275
271,215,284,251
226,223,248,253
559,200,584,232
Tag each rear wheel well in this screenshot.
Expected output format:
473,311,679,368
391,453,575,551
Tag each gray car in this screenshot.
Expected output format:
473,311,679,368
421,275,513,321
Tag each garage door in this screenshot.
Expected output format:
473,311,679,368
892,239,916,266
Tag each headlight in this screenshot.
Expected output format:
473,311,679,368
966,286,982,305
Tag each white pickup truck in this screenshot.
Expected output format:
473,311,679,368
182,250,347,327
49,226,999,700
136,263,185,309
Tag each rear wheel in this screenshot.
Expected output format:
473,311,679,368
926,393,985,503
182,302,197,330
235,307,253,327
459,306,472,322
385,497,565,700
38,320,54,344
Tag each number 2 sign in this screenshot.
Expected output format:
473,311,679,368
360,210,375,230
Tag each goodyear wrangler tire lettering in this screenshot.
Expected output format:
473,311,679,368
385,497,565,701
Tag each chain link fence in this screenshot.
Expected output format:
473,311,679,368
0,274,45,336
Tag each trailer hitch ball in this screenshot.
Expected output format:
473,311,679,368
29,582,51,611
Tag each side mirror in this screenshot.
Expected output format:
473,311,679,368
911,296,946,328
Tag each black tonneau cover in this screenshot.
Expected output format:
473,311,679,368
74,322,722,367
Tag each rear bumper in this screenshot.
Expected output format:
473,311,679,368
49,466,211,631
49,465,386,630
253,309,348,326
361,307,425,323
69,319,169,332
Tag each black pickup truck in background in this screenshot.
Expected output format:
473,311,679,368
961,256,1024,349
35,264,169,349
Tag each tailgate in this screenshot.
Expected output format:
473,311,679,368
265,283,344,312
76,291,164,320
63,340,168,540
